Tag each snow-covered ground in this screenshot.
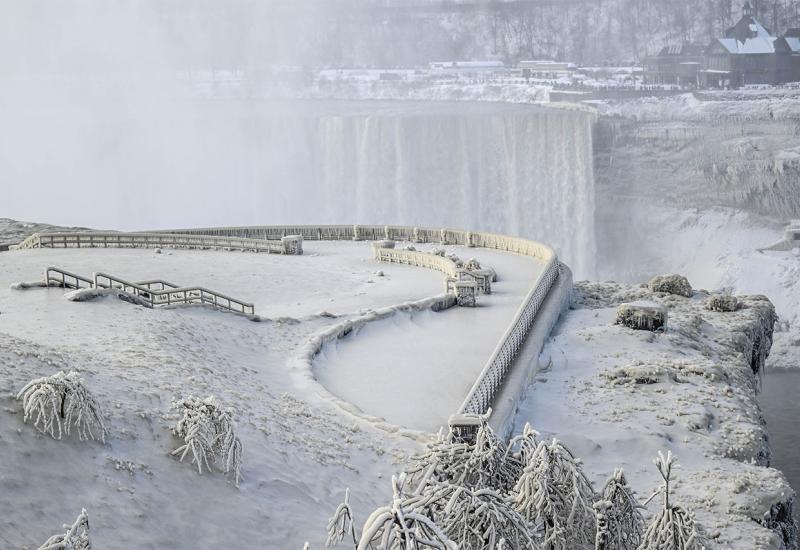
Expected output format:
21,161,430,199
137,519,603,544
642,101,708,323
0,239,545,548
513,282,795,549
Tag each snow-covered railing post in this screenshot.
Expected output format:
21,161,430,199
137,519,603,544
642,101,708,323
281,235,303,255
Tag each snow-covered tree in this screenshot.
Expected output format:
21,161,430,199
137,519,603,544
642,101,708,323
327,488,358,548
433,484,539,549
512,438,596,549
506,422,540,466
17,371,107,443
639,452,706,550
37,509,92,550
407,416,521,493
594,469,644,550
170,395,243,487
357,474,457,550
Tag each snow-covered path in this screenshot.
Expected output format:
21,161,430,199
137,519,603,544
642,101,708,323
315,245,542,432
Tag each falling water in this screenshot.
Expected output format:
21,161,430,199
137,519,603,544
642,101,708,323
2,99,597,277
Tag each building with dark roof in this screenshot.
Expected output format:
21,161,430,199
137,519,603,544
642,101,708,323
698,2,779,88
643,44,705,86
774,28,800,84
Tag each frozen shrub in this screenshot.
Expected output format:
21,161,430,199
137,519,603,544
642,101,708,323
170,396,243,487
431,247,446,257
506,422,540,466
639,452,706,550
705,294,739,312
648,275,693,298
347,475,534,550
37,509,92,550
594,469,644,550
408,415,522,493
357,474,457,550
433,483,538,549
513,438,596,549
17,371,107,443
615,302,668,332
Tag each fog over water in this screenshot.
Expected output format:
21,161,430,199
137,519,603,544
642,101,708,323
0,2,598,276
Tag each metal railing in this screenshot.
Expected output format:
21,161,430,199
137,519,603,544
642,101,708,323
374,248,460,278
457,259,560,415
11,232,289,254
93,272,255,315
40,266,254,316
45,267,94,290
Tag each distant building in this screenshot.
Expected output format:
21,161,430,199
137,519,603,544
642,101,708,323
518,60,575,79
699,2,778,88
774,28,800,83
643,44,705,86
428,61,505,71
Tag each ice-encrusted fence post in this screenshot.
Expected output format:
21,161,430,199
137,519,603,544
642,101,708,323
281,235,303,255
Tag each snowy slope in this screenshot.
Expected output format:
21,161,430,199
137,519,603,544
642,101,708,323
513,282,795,549
0,240,549,547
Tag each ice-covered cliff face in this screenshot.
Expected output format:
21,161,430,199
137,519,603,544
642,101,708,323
595,94,800,222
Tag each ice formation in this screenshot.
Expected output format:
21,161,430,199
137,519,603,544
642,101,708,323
648,275,694,298
705,293,739,312
615,301,669,332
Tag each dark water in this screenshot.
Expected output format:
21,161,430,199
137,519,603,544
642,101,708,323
760,368,800,518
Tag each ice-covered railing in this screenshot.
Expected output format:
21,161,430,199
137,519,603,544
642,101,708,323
40,266,255,315
153,224,562,418
10,232,301,255
92,272,256,315
374,248,460,278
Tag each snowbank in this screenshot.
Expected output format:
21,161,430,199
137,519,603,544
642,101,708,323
513,281,795,549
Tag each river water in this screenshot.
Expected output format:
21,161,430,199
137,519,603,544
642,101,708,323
760,368,800,518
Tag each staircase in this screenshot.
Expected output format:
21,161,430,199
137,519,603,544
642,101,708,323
44,267,255,315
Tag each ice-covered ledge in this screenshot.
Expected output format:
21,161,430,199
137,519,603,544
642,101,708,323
513,280,795,549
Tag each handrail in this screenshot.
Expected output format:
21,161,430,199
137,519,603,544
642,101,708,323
93,272,255,315
11,232,292,254
134,279,181,291
45,267,94,290
374,248,460,278
457,258,560,415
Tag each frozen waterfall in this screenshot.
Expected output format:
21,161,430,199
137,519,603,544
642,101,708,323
2,99,597,277
312,103,597,277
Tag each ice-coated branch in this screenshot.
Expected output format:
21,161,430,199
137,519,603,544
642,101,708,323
170,395,243,487
639,452,706,550
594,469,644,550
17,371,107,443
512,438,597,549
37,509,92,550
326,488,358,548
